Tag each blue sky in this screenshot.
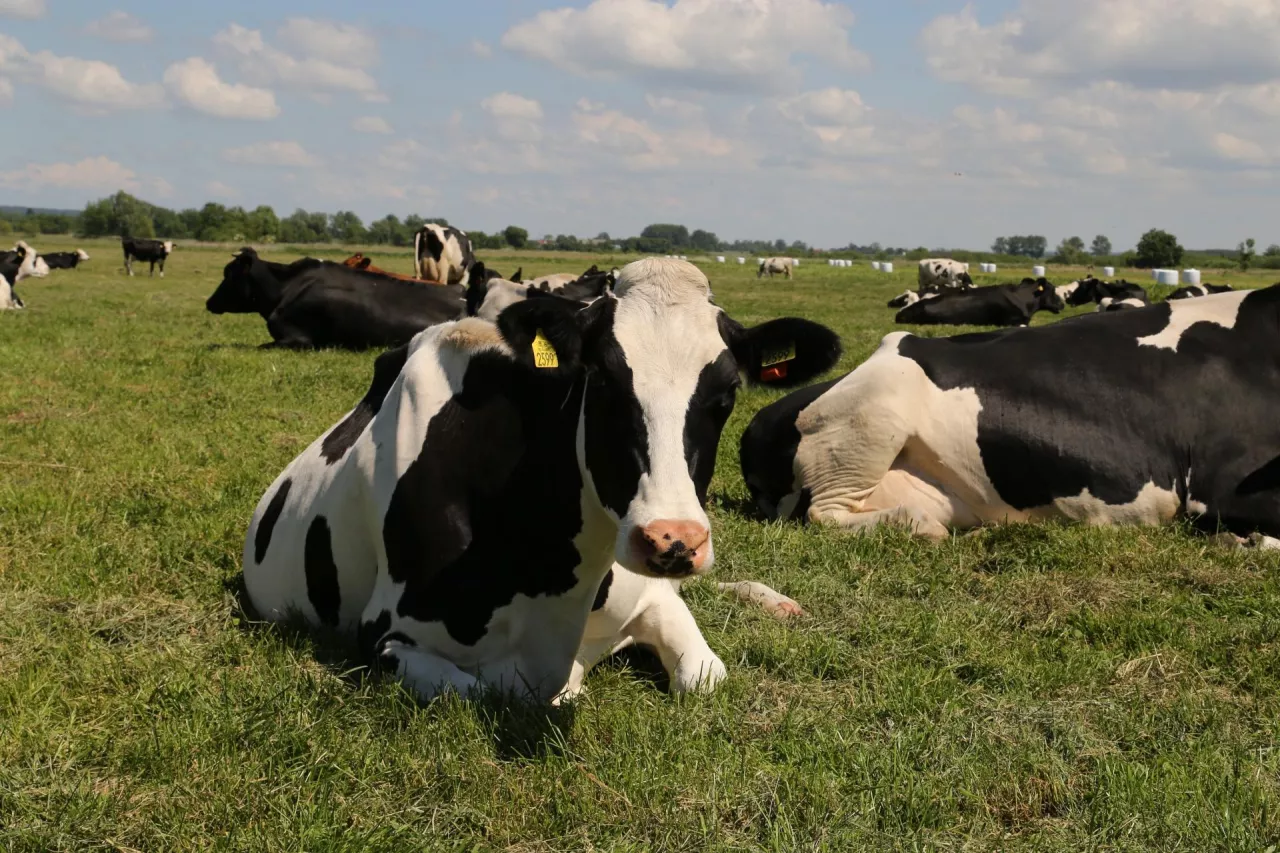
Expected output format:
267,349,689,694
2,0,1278,250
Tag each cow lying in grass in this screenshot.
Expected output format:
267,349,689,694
243,258,841,702
341,252,445,285
741,287,1280,550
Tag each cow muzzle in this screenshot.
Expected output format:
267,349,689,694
628,520,711,578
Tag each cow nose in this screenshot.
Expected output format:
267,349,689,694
630,520,710,576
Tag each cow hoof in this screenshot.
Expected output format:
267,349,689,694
718,581,806,619
672,654,727,694
1247,533,1280,551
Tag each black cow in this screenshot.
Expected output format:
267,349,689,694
206,248,466,349
42,249,91,270
895,278,1064,327
122,238,173,277
740,286,1280,549
242,258,843,702
1168,283,1234,300
1057,277,1149,307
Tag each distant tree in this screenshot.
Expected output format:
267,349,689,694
689,229,720,251
991,235,1046,258
245,205,280,242
596,231,611,242
641,224,691,248
329,210,367,243
1134,228,1184,269
279,209,329,243
403,214,426,233
503,225,529,249
1265,244,1280,257
1239,238,1256,272
178,208,201,238
1091,234,1113,256
991,237,1009,255
1052,236,1088,264
0,219,11,236
151,208,186,239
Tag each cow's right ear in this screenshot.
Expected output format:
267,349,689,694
510,267,523,283
496,297,584,375
721,315,843,388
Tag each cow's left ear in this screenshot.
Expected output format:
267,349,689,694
496,297,584,375
721,315,843,388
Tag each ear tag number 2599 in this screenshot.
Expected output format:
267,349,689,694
759,341,796,381
532,329,559,369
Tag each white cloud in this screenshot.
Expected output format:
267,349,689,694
214,22,382,101
0,156,160,193
277,18,378,68
502,0,869,93
0,0,43,20
0,76,12,103
206,180,240,198
470,40,493,59
9,43,165,111
352,115,393,134
777,88,870,142
164,57,279,120
482,92,545,141
85,11,154,43
1213,132,1270,165
223,140,322,168
645,94,703,119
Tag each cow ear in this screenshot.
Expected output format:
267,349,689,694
511,267,523,283
721,315,843,388
496,297,584,375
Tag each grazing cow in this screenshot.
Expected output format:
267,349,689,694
242,258,842,702
758,258,794,279
206,247,466,349
467,263,615,323
1057,277,1148,307
1168,283,1233,301
413,224,474,284
740,287,1280,549
122,238,174,277
1,241,51,278
918,259,974,290
342,253,446,285
895,278,1065,327
42,249,91,270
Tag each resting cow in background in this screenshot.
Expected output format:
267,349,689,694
413,224,474,284
1,242,46,310
42,249,91,270
758,258,794,279
1,241,51,278
206,247,465,349
1056,277,1149,308
1168,283,1233,300
917,259,974,290
122,238,174,277
740,287,1280,550
895,278,1064,327
242,258,842,702
342,253,443,285
466,262,614,322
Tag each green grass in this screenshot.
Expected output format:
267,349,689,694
3,238,1280,851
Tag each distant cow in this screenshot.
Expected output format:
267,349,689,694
1057,277,1148,307
918,259,973,290
242,258,842,702
740,286,1280,550
895,278,1064,327
1168,283,1233,301
466,262,614,323
1098,297,1147,312
758,258,794,279
342,253,443,285
413,224,474,284
122,238,173,277
206,247,466,349
42,249,90,270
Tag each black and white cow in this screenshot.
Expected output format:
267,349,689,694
758,258,794,279
895,278,1064,327
122,238,174,278
206,247,466,349
741,287,1280,548
42,249,91,270
242,258,841,702
1097,297,1147,312
1168,283,1233,301
0,244,43,311
888,289,941,309
918,259,974,290
413,224,475,284
1056,277,1149,308
1,241,51,278
467,263,615,323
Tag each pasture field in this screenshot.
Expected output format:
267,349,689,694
4,237,1280,851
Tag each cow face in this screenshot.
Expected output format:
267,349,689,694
162,241,174,255
1033,279,1066,314
957,272,974,287
498,258,841,580
76,249,90,261
206,250,261,314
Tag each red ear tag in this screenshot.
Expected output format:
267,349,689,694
761,363,789,382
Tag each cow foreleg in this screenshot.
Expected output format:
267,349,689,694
553,634,632,705
158,258,166,279
717,581,805,619
626,587,726,694
380,641,480,701
125,254,134,276
815,505,950,540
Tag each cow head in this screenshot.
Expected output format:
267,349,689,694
957,272,974,287
497,258,841,579
466,262,527,321
162,241,174,255
343,253,372,270
76,249,91,261
13,242,49,278
1031,277,1065,314
207,248,267,314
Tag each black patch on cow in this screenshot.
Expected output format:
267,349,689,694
423,228,446,262
358,610,392,660
896,280,1064,327
304,516,342,627
321,345,410,464
581,300,650,518
739,377,843,520
886,287,1280,537
381,349,590,646
446,228,475,273
591,568,614,611
684,352,741,505
254,478,293,563
718,313,844,389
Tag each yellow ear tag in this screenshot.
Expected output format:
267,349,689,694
532,329,559,368
760,342,797,368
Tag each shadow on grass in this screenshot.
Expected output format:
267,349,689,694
709,491,769,522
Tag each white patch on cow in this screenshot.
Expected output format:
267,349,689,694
1050,481,1181,526
1098,297,1145,312
77,249,91,261
608,259,723,569
1138,289,1249,352
441,316,512,356
1250,534,1280,551
162,241,174,254
918,258,968,289
476,279,529,323
1056,281,1080,301
0,276,18,311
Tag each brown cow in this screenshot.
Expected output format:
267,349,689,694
342,253,446,286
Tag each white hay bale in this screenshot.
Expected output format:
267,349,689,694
716,256,725,263
881,262,894,273
988,263,998,273
872,262,882,271
1032,265,1046,277
1103,266,1115,276
1181,269,1201,285
1151,269,1161,280
737,257,745,264
793,259,800,266
1157,269,1180,286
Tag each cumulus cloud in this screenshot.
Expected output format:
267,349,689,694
214,21,382,101
0,156,160,193
352,115,393,134
223,140,322,168
0,0,43,20
502,0,869,93
482,92,544,141
163,57,279,120
777,88,870,143
206,180,240,198
470,40,493,59
85,11,154,43
4,37,165,111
